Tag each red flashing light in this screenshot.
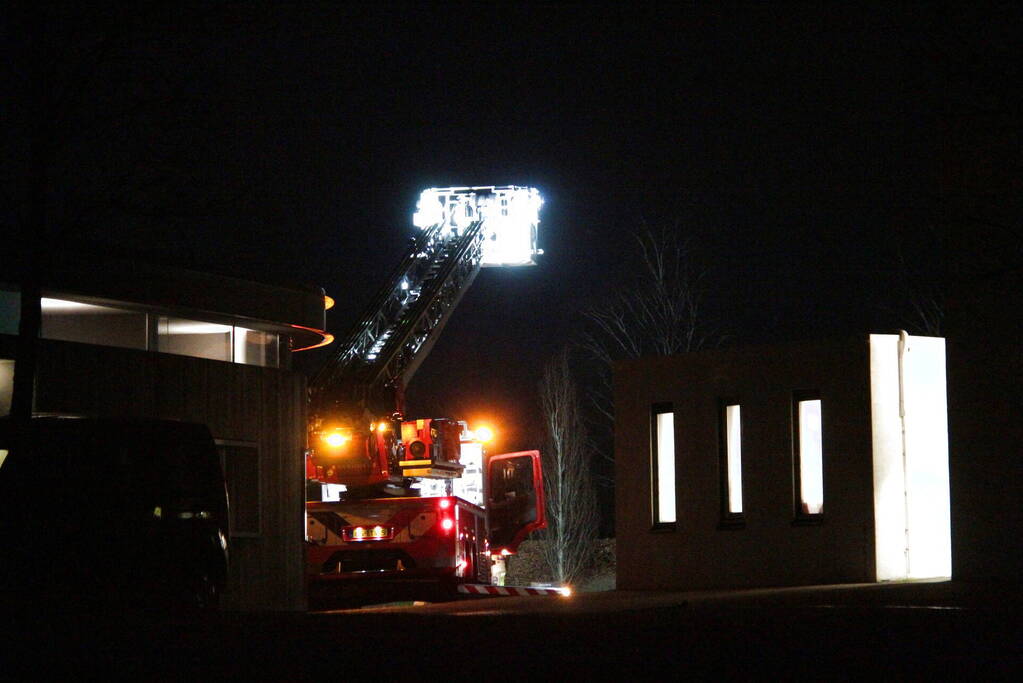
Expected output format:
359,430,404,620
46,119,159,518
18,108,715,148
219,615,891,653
438,498,451,510
441,518,455,532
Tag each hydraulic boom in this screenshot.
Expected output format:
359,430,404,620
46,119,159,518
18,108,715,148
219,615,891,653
307,186,542,493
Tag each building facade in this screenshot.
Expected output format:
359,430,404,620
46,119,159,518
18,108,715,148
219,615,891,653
614,334,951,591
945,268,1023,583
1,251,331,610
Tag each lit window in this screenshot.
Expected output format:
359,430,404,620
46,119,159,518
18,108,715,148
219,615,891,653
160,319,280,366
233,327,279,367
720,402,743,524
158,317,232,362
794,394,824,517
651,404,676,526
6,291,280,368
41,298,148,350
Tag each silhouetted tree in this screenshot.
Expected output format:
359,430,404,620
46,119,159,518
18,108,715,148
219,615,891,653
892,223,947,336
538,348,598,586
582,224,712,447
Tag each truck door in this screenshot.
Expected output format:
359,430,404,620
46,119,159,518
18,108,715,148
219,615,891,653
485,450,546,554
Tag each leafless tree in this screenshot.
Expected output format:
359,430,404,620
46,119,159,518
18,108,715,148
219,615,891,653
884,220,949,337
581,224,712,470
585,225,707,365
538,348,599,586
900,266,945,338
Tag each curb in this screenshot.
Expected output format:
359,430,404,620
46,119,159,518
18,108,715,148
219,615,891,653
458,584,569,597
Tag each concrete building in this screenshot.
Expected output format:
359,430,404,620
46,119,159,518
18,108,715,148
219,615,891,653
945,268,1023,583
614,334,952,591
1,250,331,610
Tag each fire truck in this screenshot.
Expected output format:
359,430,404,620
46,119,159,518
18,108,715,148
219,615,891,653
305,187,548,599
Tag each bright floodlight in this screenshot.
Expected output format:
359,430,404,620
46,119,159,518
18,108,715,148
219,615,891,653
412,186,543,267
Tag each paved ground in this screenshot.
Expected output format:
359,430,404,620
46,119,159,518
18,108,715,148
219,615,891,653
329,577,1015,614
7,580,1021,679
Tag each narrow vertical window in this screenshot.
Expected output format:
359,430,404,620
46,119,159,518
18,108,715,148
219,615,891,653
651,403,676,527
719,401,744,526
793,393,824,519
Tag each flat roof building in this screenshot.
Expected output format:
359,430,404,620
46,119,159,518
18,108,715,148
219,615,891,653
614,334,952,591
1,250,331,610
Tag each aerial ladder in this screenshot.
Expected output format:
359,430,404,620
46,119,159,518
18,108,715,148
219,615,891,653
306,186,544,496
304,187,550,595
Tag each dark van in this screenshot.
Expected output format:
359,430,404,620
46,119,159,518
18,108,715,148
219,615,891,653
0,416,229,609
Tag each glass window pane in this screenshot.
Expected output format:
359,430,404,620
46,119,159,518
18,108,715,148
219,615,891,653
41,298,148,350
233,327,279,367
158,317,232,362
654,410,676,524
725,404,743,514
0,290,20,335
798,399,824,515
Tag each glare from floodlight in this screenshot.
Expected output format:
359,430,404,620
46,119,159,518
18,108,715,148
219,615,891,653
412,186,543,267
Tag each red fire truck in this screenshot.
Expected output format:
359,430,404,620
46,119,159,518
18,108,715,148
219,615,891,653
305,187,548,600
306,450,544,599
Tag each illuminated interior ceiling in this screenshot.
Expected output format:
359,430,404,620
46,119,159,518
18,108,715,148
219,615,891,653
413,186,543,267
41,298,122,313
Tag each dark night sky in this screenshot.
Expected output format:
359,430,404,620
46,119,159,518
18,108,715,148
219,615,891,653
5,4,1021,451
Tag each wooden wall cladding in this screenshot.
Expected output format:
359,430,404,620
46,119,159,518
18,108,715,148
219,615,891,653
32,338,307,611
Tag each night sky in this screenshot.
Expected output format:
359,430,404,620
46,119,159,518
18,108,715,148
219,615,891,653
6,5,1020,451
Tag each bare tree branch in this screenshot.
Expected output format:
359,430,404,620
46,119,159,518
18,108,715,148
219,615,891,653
889,222,948,336
580,222,715,472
